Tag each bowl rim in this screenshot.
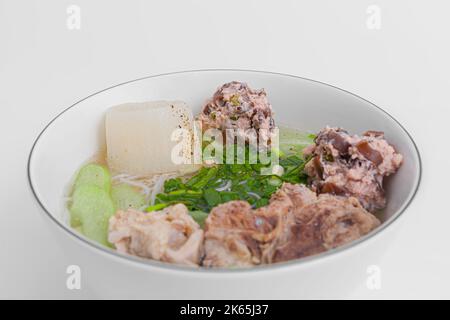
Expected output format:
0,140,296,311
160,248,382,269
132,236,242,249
27,68,422,274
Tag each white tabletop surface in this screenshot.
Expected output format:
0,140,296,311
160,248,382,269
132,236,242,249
1,0,449,299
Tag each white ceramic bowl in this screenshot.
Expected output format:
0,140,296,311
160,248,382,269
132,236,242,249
28,70,421,299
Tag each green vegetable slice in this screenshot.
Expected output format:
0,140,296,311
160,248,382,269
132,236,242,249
69,185,115,246
111,184,146,211
279,126,315,156
73,164,111,192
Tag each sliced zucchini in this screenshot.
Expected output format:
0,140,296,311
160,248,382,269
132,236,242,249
279,126,315,155
69,185,115,246
111,183,146,211
74,164,112,192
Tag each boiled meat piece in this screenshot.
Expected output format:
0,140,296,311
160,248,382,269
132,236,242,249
108,204,204,266
203,183,380,267
272,193,380,263
202,201,275,267
256,183,317,263
203,184,312,267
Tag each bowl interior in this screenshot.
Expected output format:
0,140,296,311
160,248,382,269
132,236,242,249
28,70,421,265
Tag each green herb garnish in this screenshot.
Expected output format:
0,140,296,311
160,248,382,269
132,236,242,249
147,148,312,213
230,95,240,106
146,127,315,217
189,210,209,228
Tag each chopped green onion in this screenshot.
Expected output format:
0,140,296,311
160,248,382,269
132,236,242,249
146,203,170,212
151,139,312,213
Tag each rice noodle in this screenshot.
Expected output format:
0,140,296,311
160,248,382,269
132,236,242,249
215,180,232,192
112,171,179,206
149,174,173,205
111,173,130,181
247,192,261,200
114,175,152,197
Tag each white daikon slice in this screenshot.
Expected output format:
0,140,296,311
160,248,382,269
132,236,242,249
106,101,198,175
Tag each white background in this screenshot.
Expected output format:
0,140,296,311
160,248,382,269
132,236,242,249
1,0,449,299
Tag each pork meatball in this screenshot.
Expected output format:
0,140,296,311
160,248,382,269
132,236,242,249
304,127,403,212
198,81,275,144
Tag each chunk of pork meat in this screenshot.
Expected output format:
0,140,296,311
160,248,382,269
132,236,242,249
272,194,380,263
108,204,204,266
203,183,380,267
202,201,275,267
304,127,403,212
